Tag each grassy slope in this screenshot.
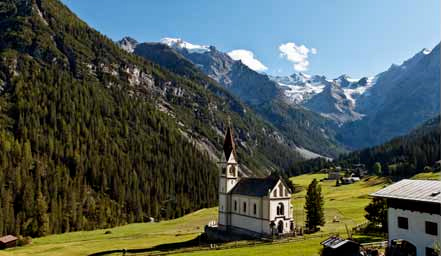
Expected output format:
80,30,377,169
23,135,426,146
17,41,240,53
1,208,217,256
410,171,440,180
2,173,394,256
290,174,389,234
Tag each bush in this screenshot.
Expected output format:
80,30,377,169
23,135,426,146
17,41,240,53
17,235,32,246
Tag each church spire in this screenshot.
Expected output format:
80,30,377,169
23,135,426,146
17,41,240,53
223,116,236,161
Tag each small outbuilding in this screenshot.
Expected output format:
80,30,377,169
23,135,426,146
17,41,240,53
0,235,17,249
321,236,361,256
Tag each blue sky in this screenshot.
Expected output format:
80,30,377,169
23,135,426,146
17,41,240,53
62,0,439,78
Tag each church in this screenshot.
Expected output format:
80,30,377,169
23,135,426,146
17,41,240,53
218,124,294,237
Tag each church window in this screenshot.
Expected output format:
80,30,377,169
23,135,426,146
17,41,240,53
234,200,237,211
279,185,283,197
253,203,257,215
243,202,247,213
285,188,288,197
273,189,277,197
231,180,234,185
277,203,284,215
229,165,235,175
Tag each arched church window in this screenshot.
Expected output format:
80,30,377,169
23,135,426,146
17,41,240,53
243,202,247,213
277,203,284,215
234,200,237,211
273,189,277,197
279,184,283,197
284,188,288,197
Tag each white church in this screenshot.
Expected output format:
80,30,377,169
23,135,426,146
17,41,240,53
217,125,294,237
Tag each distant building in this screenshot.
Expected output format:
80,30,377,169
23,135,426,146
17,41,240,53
321,236,361,256
218,124,294,237
0,235,17,249
371,179,441,256
328,171,340,180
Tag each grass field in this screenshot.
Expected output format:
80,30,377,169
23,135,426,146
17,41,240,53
410,171,440,180
1,173,391,256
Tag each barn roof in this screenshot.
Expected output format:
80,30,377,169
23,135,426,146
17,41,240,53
0,235,17,244
230,176,279,197
371,179,441,204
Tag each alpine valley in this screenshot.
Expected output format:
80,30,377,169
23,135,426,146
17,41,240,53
0,0,439,241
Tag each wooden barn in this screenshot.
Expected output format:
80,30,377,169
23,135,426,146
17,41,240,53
0,235,17,249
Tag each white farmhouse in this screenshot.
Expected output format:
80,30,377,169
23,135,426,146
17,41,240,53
371,179,441,256
217,125,294,237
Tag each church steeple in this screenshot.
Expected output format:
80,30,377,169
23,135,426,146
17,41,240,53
223,117,236,161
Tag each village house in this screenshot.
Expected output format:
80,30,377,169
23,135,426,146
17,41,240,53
371,179,441,256
217,124,294,237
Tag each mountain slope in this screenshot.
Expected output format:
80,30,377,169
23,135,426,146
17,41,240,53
0,0,306,237
338,45,440,148
339,115,440,177
125,38,345,158
288,116,440,177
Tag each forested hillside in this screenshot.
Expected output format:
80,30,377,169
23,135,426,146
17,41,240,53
288,116,440,178
0,0,302,237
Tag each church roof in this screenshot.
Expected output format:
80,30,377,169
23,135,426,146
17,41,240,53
223,126,236,160
230,176,279,197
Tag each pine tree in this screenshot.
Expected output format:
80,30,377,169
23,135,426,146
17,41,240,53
373,162,382,176
365,198,387,232
304,179,325,232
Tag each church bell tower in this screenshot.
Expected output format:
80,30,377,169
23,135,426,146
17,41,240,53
218,119,239,230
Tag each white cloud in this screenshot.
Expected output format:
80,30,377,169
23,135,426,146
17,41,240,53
227,49,268,72
279,42,317,72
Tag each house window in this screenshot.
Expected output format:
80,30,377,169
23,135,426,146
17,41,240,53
397,217,408,230
243,202,247,213
425,221,438,236
426,247,437,256
253,203,257,215
234,200,237,211
273,189,277,197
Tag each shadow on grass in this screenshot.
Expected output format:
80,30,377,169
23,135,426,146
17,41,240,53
353,234,386,244
89,235,205,256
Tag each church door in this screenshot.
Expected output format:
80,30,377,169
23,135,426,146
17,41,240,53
277,220,284,234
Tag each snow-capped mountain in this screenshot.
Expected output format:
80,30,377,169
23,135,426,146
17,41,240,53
160,38,210,54
270,72,376,123
340,45,440,148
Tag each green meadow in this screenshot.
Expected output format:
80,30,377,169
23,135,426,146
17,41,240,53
1,173,406,256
